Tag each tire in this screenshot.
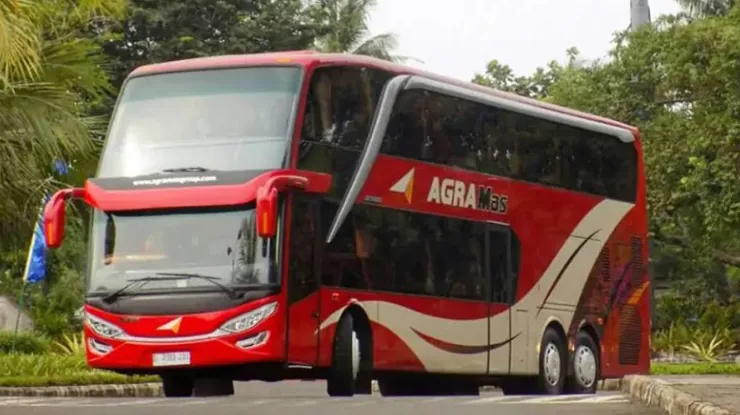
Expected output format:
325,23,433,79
193,377,235,397
161,373,193,397
567,331,599,394
538,328,567,395
326,313,360,397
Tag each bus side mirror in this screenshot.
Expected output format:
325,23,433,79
43,188,84,249
254,171,332,239
256,187,278,239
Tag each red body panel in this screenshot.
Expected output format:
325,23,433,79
84,169,331,211
81,51,650,381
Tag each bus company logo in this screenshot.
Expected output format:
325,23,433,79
426,177,508,214
157,317,183,334
389,168,415,203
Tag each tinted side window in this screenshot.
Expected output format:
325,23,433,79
489,228,520,304
382,90,486,171
380,89,637,202
320,202,488,302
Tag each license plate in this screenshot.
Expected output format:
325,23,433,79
152,351,191,367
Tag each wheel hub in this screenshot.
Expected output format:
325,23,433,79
574,345,596,388
351,330,360,381
543,343,561,386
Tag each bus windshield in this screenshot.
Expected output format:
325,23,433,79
97,66,303,178
86,206,277,295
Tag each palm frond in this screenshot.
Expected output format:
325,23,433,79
0,0,42,82
352,32,399,61
674,0,735,17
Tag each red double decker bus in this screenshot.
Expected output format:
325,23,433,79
44,51,650,398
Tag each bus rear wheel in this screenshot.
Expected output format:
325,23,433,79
538,328,567,395
566,331,599,394
326,313,360,397
161,373,193,397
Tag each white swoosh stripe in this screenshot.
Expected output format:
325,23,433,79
314,199,634,374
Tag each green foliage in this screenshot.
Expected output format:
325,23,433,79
0,353,88,377
0,331,50,354
0,0,124,251
0,352,159,386
651,322,694,356
51,332,85,356
95,0,330,90
681,331,737,362
675,0,736,17
651,318,737,362
314,0,405,62
474,5,740,322
651,362,740,375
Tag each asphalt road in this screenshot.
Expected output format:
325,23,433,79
0,381,661,415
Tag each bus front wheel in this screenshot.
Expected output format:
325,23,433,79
326,313,360,397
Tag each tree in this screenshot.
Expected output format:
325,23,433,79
0,0,125,250
471,47,580,99
675,0,736,17
473,7,740,307
95,0,330,90
313,0,404,62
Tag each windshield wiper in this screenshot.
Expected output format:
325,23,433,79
161,166,210,173
155,272,243,300
102,276,161,304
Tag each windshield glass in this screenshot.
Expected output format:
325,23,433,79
86,206,277,294
98,66,302,178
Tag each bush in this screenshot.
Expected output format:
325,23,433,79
651,321,737,361
0,331,49,354
0,215,86,339
0,353,89,377
0,352,159,387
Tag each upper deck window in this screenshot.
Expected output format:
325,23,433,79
296,66,392,195
98,66,302,178
381,89,638,202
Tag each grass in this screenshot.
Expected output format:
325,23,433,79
0,353,159,387
651,362,740,375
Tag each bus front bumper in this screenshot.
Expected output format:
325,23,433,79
82,302,283,370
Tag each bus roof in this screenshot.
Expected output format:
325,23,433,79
127,50,639,135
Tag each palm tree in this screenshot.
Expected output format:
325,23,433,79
674,0,736,17
315,0,411,62
0,0,125,250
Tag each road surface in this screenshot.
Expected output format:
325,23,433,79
0,381,661,415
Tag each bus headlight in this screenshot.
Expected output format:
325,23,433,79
219,302,277,334
85,312,124,339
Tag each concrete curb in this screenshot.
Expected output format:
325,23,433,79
0,383,163,398
622,375,732,415
370,378,623,393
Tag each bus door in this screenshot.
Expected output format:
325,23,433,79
286,195,323,366
487,225,515,375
